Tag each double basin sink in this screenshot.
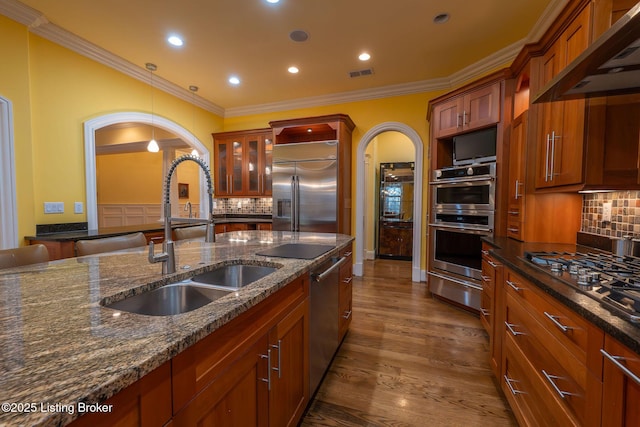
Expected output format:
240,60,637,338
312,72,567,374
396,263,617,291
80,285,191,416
104,264,277,316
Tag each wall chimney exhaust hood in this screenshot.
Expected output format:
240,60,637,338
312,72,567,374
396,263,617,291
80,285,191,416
533,2,640,103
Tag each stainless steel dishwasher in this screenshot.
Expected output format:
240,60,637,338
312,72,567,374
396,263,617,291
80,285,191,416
309,255,348,396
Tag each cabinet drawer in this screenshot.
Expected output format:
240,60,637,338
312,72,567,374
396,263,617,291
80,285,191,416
503,335,579,427
506,219,523,241
505,293,602,425
504,269,603,375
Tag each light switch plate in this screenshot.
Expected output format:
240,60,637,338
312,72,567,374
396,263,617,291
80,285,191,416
44,202,64,214
74,202,83,214
603,202,612,222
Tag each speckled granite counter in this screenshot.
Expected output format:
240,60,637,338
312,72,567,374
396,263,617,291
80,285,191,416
483,236,640,354
24,215,272,242
0,231,352,426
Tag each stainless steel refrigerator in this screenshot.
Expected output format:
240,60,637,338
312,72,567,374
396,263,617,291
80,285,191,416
272,141,339,232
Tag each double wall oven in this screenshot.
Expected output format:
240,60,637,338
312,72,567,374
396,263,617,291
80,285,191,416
428,163,496,310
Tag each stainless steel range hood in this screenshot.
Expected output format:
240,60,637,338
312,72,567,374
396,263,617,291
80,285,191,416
533,2,640,103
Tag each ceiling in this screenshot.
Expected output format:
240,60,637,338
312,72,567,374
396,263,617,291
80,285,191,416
8,0,562,115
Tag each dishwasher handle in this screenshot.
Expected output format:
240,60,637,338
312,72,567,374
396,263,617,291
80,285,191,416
312,256,348,282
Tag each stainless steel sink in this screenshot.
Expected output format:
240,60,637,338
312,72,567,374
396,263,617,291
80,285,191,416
104,282,231,316
190,264,278,290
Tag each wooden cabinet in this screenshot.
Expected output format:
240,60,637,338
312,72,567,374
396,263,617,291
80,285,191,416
172,274,309,426
377,221,413,259
270,114,354,235
501,267,604,427
338,243,353,342
601,334,640,427
212,128,273,197
506,111,527,241
431,82,501,138
534,3,592,189
69,362,172,427
480,243,503,378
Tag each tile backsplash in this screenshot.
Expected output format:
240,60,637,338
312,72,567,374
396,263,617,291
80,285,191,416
582,191,640,237
214,198,272,215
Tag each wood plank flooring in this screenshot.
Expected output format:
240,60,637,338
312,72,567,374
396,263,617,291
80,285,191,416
301,259,517,426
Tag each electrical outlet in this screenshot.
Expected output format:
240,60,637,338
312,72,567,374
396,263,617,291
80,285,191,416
603,202,612,222
74,202,83,214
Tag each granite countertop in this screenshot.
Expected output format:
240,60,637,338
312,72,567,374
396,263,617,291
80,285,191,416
0,230,352,426
24,215,273,242
484,236,640,354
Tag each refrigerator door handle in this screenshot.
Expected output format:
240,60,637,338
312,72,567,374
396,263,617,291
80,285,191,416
294,175,300,231
290,176,296,231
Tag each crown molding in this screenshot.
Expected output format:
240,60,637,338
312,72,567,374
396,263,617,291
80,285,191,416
0,0,225,116
1,0,566,119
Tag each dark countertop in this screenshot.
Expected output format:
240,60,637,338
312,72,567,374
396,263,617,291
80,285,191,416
484,236,640,354
25,215,272,242
0,230,351,426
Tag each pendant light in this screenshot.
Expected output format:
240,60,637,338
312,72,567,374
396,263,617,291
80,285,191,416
189,85,199,157
146,63,160,153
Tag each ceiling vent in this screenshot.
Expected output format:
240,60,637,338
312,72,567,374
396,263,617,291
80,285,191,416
349,68,374,78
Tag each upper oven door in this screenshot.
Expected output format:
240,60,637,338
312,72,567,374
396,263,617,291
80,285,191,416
430,177,495,211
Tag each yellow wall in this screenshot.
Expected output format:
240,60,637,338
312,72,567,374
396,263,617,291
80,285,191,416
0,16,36,244
96,152,164,203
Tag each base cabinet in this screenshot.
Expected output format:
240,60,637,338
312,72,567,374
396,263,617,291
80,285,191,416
601,335,640,427
338,243,353,342
481,244,503,378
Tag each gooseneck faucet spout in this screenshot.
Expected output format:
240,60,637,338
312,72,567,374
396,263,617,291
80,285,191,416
149,154,216,274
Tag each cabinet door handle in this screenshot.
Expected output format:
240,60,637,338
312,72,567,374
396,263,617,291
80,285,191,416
481,249,490,256
542,370,576,399
504,375,526,395
480,308,490,317
507,227,520,233
514,179,523,199
343,251,352,257
508,210,520,216
342,310,352,320
481,275,491,283
260,349,272,390
488,260,499,268
544,133,551,182
456,113,462,129
463,110,468,126
544,311,573,333
601,349,640,386
342,276,353,284
550,131,558,181
506,280,524,292
505,321,525,336
271,339,282,379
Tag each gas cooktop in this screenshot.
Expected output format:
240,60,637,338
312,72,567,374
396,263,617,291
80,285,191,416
523,251,640,324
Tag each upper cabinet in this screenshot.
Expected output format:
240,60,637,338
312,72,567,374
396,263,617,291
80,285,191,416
212,128,273,197
432,82,501,138
534,3,592,189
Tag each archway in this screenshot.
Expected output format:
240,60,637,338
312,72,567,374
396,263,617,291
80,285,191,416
84,112,210,229
355,122,424,282
0,96,18,248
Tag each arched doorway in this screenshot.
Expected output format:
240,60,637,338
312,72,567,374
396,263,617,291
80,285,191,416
0,96,18,248
354,122,424,282
84,112,210,230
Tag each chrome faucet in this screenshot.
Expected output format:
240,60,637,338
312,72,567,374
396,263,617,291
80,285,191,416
149,154,215,274
184,201,193,218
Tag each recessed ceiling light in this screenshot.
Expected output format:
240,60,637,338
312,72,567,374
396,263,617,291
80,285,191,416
288,66,299,74
433,13,450,24
167,35,184,46
229,76,240,85
266,0,280,3
359,52,371,61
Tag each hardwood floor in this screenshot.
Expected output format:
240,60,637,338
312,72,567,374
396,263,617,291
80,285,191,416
301,259,517,426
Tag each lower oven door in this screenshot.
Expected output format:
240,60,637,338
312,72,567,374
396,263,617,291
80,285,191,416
428,224,491,310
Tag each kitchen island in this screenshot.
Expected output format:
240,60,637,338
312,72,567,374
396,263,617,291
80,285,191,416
0,231,352,426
